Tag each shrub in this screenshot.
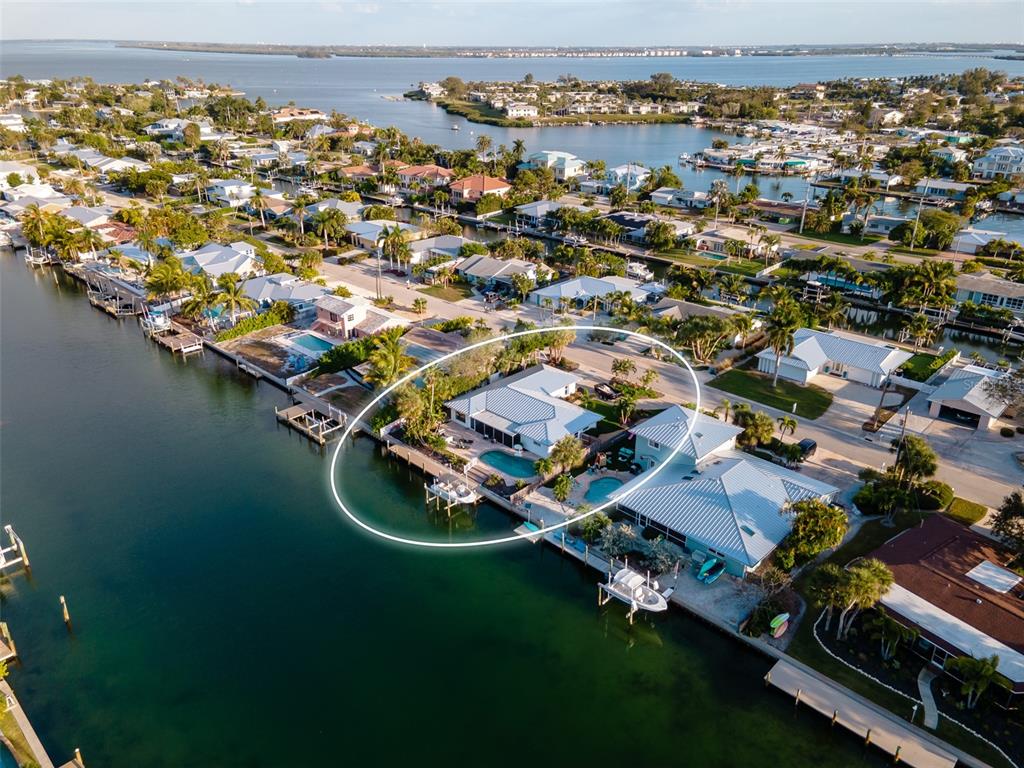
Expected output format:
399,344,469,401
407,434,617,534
945,497,988,526
318,336,375,373
214,301,295,341
485,473,502,487
1000,426,1015,438
1017,426,1024,435
914,480,954,511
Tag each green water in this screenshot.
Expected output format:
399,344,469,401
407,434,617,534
0,252,886,767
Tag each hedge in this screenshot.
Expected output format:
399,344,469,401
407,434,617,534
214,301,295,342
318,336,375,373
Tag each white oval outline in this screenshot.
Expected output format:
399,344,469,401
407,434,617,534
329,324,700,548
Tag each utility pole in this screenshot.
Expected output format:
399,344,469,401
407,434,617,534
909,196,924,253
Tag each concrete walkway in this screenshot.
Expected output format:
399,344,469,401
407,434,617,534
917,667,940,729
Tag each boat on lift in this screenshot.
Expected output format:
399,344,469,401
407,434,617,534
626,261,654,281
601,567,669,613
428,478,480,505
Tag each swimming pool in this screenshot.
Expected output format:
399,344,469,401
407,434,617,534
289,332,335,357
585,477,624,504
479,450,536,479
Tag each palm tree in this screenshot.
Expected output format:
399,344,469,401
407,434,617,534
709,179,730,226
764,299,804,387
777,415,797,439
380,224,411,271
19,203,52,247
365,328,414,388
549,435,585,474
412,297,428,315
146,256,190,301
836,558,894,640
945,655,1002,710
868,608,918,661
215,278,257,325
181,276,217,325
819,291,850,330
717,398,732,423
475,134,493,156
511,138,527,163
251,187,268,228
903,312,935,352
717,273,747,304
312,208,347,250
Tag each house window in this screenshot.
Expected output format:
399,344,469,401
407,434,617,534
347,314,355,322
980,293,999,307
1005,297,1024,311
328,312,339,322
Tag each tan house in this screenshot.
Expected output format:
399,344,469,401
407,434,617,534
311,295,409,339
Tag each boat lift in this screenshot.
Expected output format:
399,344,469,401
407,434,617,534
0,525,30,574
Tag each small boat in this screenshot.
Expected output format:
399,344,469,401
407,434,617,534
698,558,727,584
772,620,789,638
601,567,669,613
428,479,480,505
626,261,654,281
769,612,790,629
450,124,460,131
696,556,719,580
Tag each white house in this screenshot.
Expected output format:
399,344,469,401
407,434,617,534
506,103,539,119
311,294,409,339
179,241,261,279
756,328,913,388
650,187,709,210
530,275,648,310
972,146,1024,180
456,254,536,286
207,179,256,208
0,161,38,189
579,163,650,195
952,227,1007,255
445,365,601,458
520,151,587,181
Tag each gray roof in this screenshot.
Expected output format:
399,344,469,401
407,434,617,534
956,272,1024,299
927,367,1007,419
242,273,330,305
757,328,912,375
531,275,647,301
446,364,600,449
630,405,742,464
457,254,533,279
650,298,751,323
613,451,838,567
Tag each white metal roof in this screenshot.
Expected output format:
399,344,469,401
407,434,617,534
927,370,1007,419
612,450,837,567
966,561,1022,594
629,405,741,464
882,584,1024,684
758,328,912,376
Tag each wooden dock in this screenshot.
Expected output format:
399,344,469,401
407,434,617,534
152,323,204,356
765,659,957,768
275,402,346,445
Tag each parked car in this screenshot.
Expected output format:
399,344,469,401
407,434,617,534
797,438,817,461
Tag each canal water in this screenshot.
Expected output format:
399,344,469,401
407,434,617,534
0,250,890,766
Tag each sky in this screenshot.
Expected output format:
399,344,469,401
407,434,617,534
2,0,1021,47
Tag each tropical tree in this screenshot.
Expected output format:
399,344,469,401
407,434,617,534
510,272,536,304
553,473,574,512
250,186,268,228
903,312,935,352
836,558,894,640
412,297,428,315
818,291,849,330
889,434,938,491
181,276,217,325
764,299,805,387
312,207,348,250
549,435,585,475
990,491,1024,563
145,256,190,301
777,415,797,439
785,499,848,561
215,277,257,325
365,328,414,388
945,655,1002,710
868,607,918,661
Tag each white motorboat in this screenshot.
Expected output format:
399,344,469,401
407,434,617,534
429,479,480,505
626,261,654,281
601,568,668,613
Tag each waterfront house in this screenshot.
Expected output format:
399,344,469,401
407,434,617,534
954,271,1024,317
693,226,777,258
870,515,1024,704
241,273,330,318
298,197,364,224
868,108,906,127
650,187,709,210
841,212,913,237
345,219,422,251
579,163,650,195
207,179,256,208
407,234,470,266
3,181,69,205
506,103,539,119
396,164,455,193
913,178,975,201
445,364,601,457
972,145,1024,180
455,253,536,287
756,328,912,388
519,151,587,181
179,241,260,279
530,275,648,310
612,446,838,578
0,113,26,133
448,174,511,203
514,199,568,228
311,294,409,339
143,117,231,142
59,205,111,229
931,146,968,165
926,365,1008,430
270,107,328,124
834,168,902,189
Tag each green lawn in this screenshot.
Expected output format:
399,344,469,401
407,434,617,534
659,248,765,277
944,497,989,527
900,350,957,382
708,369,833,419
791,230,883,246
418,283,475,302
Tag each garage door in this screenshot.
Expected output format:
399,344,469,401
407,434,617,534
937,404,980,428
